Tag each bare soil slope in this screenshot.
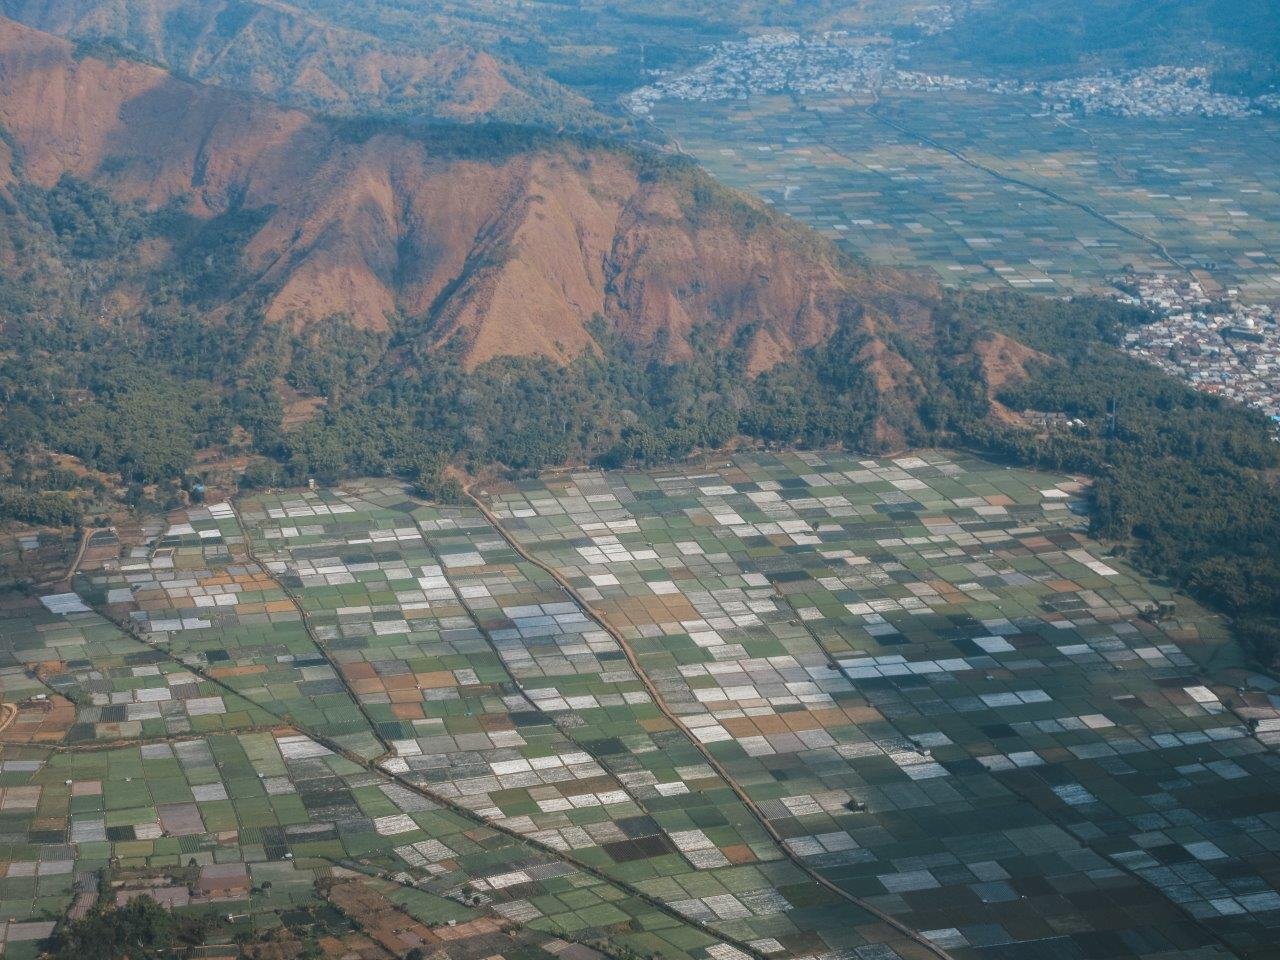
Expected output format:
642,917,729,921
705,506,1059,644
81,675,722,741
0,0,592,125
0,15,934,385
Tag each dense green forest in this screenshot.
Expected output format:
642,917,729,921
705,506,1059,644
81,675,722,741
49,896,207,960
1,172,1278,665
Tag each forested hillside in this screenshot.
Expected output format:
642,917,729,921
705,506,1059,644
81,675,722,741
941,293,1280,665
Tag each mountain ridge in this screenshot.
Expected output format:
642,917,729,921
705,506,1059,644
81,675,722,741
0,0,601,126
0,13,937,389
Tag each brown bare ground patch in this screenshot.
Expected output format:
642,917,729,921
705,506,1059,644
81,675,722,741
843,705,885,725
324,877,525,958
416,670,459,689
721,717,760,738
208,664,268,679
0,691,76,743
342,662,378,681
722,843,759,865
974,332,1053,425
279,381,328,430
598,594,700,627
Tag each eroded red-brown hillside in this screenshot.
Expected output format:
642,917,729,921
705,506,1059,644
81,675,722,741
0,0,590,125
0,15,932,390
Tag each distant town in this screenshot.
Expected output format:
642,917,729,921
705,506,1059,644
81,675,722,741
1039,67,1261,119
627,34,998,116
628,33,1278,121
1120,275,1280,424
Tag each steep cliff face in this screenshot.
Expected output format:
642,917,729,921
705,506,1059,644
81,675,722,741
0,14,937,390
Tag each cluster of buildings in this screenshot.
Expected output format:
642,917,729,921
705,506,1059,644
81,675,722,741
627,34,1279,122
1037,67,1263,119
1118,274,1280,423
911,2,961,36
625,33,1003,115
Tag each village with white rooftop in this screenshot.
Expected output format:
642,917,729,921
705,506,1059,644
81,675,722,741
627,32,1279,120
1121,275,1280,426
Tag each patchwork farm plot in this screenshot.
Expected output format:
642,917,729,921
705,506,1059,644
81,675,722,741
4,452,1280,960
479,451,1280,960
0,509,757,960
232,482,934,960
71,501,383,759
651,91,1280,298
0,724,695,960
0,530,77,588
0,591,275,746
